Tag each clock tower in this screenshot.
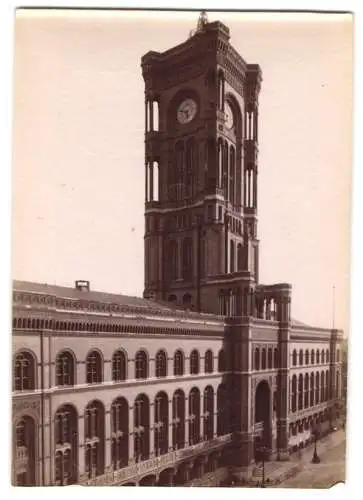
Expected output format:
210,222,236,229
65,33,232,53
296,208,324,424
142,12,261,315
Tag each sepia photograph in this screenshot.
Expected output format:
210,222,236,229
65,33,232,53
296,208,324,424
10,6,352,490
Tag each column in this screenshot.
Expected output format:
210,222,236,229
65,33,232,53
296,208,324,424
168,398,173,452
149,163,154,202
213,392,218,437
185,394,189,447
78,414,85,480
128,405,135,465
104,409,112,472
150,402,155,458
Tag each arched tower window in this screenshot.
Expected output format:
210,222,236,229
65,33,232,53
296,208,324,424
229,145,235,205
185,138,195,199
217,70,225,111
254,348,260,371
261,348,267,370
13,351,36,391
182,237,193,281
230,240,235,273
267,348,273,369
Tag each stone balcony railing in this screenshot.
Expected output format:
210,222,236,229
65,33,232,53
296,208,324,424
80,433,232,486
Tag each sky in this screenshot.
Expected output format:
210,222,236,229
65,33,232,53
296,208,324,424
12,9,353,331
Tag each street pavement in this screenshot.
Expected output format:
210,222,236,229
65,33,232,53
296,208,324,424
281,439,346,488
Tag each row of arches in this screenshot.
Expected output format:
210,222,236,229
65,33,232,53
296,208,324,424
290,370,340,413
13,348,228,391
14,385,230,485
291,348,336,367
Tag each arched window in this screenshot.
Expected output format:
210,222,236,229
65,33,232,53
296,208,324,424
135,350,148,379
267,348,273,369
173,350,184,376
315,372,320,404
185,138,195,199
310,373,315,407
204,350,213,373
134,394,150,462
86,350,102,384
325,370,330,400
311,349,315,365
155,350,167,378
254,348,260,371
316,350,320,364
299,349,303,366
14,416,36,485
291,375,297,412
274,348,279,369
112,350,127,382
305,349,309,365
188,388,201,445
218,70,225,111
203,386,214,440
326,349,330,363
337,349,340,363
54,405,78,485
237,243,243,271
217,384,229,436
154,392,169,456
172,390,185,451
321,350,325,364
298,374,303,410
292,349,297,367
304,374,309,408
336,370,340,398
182,237,193,281
84,401,105,478
190,350,200,375
218,349,226,373
13,351,36,391
111,397,129,470
261,348,267,370
230,240,235,273
321,371,325,402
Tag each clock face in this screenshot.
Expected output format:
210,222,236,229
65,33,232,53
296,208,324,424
225,102,234,129
177,98,198,124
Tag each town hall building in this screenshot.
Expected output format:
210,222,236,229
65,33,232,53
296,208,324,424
12,13,344,487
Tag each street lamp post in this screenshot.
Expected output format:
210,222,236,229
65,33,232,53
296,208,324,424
311,425,321,464
258,445,269,488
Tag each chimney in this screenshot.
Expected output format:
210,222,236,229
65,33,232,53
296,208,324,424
75,280,90,292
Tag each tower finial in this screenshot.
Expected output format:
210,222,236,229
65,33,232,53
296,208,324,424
197,10,208,31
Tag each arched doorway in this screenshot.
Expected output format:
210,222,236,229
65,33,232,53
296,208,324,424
254,380,272,461
139,474,157,486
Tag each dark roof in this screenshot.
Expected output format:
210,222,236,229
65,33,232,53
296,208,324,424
12,279,220,320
